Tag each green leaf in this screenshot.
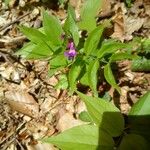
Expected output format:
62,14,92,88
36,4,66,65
88,59,99,97
142,38,150,53
19,25,56,55
15,42,36,58
16,42,53,59
19,26,48,44
48,67,62,77
43,11,63,45
84,26,104,56
50,54,67,68
97,40,126,59
129,91,150,116
77,92,124,137
55,74,68,89
131,58,150,72
79,111,93,122
80,71,89,86
110,53,139,62
42,124,114,150
80,64,90,86
78,0,102,32
64,6,79,46
104,63,121,94
128,92,150,142
118,134,149,150
68,57,84,93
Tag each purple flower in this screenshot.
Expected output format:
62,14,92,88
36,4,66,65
64,42,77,60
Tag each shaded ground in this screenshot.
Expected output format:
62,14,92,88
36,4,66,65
0,0,150,149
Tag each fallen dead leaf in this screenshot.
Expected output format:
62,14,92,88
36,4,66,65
27,142,58,150
5,90,39,118
111,4,125,41
56,111,84,132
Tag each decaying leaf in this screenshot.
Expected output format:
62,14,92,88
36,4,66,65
112,3,145,41
111,5,125,42
5,90,39,118
56,111,84,132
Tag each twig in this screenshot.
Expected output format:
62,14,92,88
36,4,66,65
0,12,30,32
0,35,26,44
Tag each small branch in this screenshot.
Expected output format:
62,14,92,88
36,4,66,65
0,12,30,32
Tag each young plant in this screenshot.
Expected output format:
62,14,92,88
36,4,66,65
130,38,150,72
42,91,150,150
16,1,137,96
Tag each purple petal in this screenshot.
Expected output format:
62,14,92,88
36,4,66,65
64,49,77,60
67,42,75,50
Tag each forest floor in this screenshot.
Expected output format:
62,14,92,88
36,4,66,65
0,0,150,149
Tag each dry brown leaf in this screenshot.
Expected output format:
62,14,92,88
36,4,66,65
5,91,39,118
111,5,125,41
124,15,144,38
112,3,145,41
27,142,57,150
56,112,84,132
100,0,111,17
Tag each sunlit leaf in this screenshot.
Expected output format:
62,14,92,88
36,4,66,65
19,26,48,44
104,63,121,94
64,6,79,46
88,59,99,97
42,124,114,150
16,42,53,59
43,11,63,45
97,40,126,59
84,26,104,56
50,54,67,67
55,74,68,89
79,0,102,32
110,53,139,62
68,57,84,93
128,92,150,142
77,92,124,137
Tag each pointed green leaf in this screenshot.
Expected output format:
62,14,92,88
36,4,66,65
110,53,139,62
26,43,52,59
131,58,150,72
43,11,63,45
128,92,150,141
77,92,124,137
78,0,102,32
64,7,79,46
104,63,121,93
50,54,67,67
55,74,68,89
68,57,84,93
80,71,89,86
42,124,114,150
80,64,90,86
19,26,48,44
97,40,126,59
84,26,104,56
16,42,52,59
129,91,150,116
88,59,99,97
15,42,36,58
118,134,149,150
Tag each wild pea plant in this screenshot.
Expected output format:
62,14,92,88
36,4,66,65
16,0,149,149
42,91,150,149
16,1,138,96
